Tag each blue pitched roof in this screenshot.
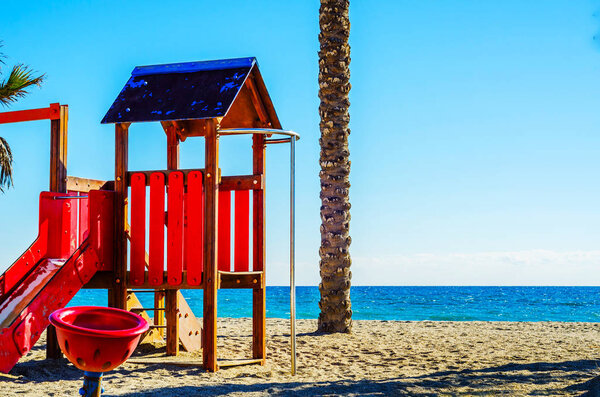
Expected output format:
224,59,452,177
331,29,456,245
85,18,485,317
131,57,255,76
101,57,256,124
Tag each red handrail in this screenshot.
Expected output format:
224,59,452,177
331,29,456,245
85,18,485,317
0,103,61,124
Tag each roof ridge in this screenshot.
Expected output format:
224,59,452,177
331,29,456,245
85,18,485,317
131,57,256,77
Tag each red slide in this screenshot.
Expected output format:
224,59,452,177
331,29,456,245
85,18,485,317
0,190,114,373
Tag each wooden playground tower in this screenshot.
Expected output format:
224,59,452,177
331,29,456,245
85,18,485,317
0,57,299,372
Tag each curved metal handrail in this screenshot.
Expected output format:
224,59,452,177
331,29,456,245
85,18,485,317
218,126,298,375
217,128,300,142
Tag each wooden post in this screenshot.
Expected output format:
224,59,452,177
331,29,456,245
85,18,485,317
167,126,180,170
252,134,266,363
203,119,219,371
49,105,68,192
154,291,165,338
165,289,179,355
112,123,129,310
166,125,180,355
46,104,68,359
45,326,61,360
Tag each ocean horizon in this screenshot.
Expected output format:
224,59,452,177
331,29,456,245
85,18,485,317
69,286,600,322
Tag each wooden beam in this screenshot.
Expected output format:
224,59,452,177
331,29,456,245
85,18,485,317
0,103,60,124
220,175,263,191
166,289,179,356
127,358,203,367
250,68,282,129
166,125,180,170
45,326,61,360
127,358,262,368
160,121,183,140
162,119,210,139
218,271,263,289
165,118,181,356
252,134,266,363
49,105,68,192
66,176,113,192
203,119,219,372
46,104,68,360
246,77,270,127
112,123,129,310
85,270,264,290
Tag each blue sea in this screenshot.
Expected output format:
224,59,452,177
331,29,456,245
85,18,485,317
69,286,600,322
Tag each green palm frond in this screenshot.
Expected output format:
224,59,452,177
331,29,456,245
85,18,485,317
0,64,45,106
0,136,13,193
0,43,45,192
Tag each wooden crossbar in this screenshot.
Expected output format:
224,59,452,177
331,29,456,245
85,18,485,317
126,169,204,186
0,103,60,124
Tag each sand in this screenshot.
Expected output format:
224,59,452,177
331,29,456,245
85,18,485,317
2,319,600,396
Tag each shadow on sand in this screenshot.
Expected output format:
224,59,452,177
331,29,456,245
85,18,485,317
4,358,600,396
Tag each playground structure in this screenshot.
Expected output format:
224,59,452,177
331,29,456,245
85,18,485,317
0,57,298,374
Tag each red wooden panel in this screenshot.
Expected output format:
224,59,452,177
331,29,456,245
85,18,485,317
167,171,184,285
66,196,78,256
149,173,165,286
48,193,78,259
43,193,64,259
218,190,231,272
253,186,265,272
234,190,250,272
78,195,89,244
130,173,146,286
89,190,114,271
183,191,188,272
186,171,203,285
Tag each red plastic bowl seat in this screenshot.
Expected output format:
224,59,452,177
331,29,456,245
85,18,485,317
49,306,149,372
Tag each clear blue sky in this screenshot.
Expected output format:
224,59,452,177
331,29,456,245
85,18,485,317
1,0,600,285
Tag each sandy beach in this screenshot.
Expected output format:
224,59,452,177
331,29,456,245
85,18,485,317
2,319,600,396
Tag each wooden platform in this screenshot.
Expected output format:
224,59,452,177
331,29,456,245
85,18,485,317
84,270,263,290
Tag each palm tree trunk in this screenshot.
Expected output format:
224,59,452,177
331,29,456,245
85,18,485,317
318,0,352,333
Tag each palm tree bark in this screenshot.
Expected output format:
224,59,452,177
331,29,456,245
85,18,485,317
318,0,352,333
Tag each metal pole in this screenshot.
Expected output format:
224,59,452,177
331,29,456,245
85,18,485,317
290,137,297,376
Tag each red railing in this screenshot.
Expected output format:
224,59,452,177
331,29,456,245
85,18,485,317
128,170,255,286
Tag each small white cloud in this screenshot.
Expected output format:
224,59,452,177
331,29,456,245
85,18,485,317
351,250,600,286
264,250,600,286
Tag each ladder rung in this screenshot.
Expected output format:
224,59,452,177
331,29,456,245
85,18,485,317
128,289,165,293
149,325,167,329
131,307,166,311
